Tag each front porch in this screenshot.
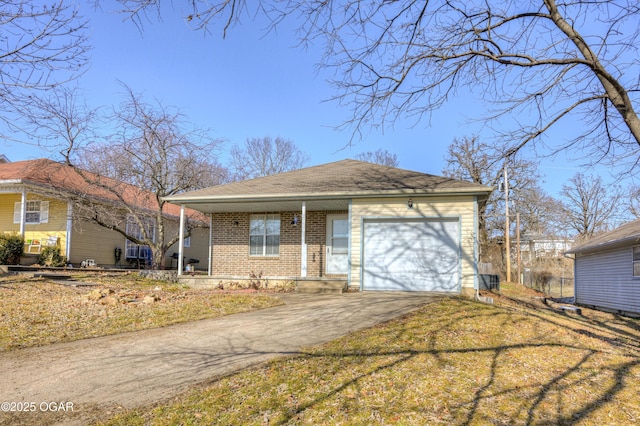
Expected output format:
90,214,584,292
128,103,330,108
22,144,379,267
173,202,351,290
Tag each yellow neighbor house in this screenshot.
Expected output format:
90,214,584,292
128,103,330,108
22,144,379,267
0,159,209,269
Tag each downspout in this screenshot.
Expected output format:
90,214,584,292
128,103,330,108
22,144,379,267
177,205,185,276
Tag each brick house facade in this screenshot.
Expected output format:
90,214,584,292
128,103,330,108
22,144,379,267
210,210,348,278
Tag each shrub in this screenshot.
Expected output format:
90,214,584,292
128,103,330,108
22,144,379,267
248,270,264,290
38,246,67,267
0,233,24,265
532,270,553,292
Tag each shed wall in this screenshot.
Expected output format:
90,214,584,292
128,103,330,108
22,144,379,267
575,247,640,314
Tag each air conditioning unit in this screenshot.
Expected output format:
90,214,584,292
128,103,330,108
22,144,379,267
479,274,500,291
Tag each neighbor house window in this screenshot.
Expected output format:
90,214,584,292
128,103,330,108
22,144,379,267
250,214,280,256
125,218,155,260
13,201,49,224
633,246,640,277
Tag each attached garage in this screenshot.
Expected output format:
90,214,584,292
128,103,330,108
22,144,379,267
362,218,461,292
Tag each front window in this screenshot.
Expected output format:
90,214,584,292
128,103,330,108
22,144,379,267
250,214,280,256
13,200,49,224
331,218,349,254
125,218,155,259
633,246,640,277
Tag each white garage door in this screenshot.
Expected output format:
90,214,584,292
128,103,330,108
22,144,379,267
362,218,460,292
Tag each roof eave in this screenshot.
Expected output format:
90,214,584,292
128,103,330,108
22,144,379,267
567,235,640,255
164,187,492,204
0,179,24,185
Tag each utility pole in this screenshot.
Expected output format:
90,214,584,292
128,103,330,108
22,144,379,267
504,163,511,283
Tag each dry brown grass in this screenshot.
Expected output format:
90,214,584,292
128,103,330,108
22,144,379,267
102,283,640,425
0,272,284,351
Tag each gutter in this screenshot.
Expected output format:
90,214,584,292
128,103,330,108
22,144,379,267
164,188,492,205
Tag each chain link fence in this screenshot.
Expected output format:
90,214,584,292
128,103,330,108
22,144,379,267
523,269,574,299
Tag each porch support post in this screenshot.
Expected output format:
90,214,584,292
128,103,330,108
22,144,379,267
208,213,213,276
66,202,73,261
300,201,307,277
177,205,185,276
348,199,352,288
19,189,26,236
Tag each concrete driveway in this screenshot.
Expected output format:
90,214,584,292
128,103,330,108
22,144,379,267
0,292,442,422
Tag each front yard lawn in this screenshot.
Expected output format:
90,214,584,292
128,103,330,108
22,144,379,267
102,283,640,425
0,272,284,351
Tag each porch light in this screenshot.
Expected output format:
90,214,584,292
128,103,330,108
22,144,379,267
291,214,299,226
407,198,414,209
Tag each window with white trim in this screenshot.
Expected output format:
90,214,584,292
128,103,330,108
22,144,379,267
13,201,49,224
125,218,155,260
250,214,280,256
633,246,640,277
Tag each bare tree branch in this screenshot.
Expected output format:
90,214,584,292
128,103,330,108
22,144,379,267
113,0,640,169
0,1,90,133
230,136,308,180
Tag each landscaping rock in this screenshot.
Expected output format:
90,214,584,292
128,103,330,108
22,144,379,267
101,296,119,306
86,288,114,301
142,295,159,304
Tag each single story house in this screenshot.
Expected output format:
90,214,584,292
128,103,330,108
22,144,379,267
165,159,492,295
0,159,208,268
567,219,640,316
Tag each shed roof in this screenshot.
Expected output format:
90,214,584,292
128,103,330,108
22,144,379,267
567,218,640,255
164,159,492,213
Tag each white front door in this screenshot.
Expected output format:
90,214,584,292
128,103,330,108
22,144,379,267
326,214,349,275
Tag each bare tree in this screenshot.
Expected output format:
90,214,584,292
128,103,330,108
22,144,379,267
26,84,226,269
1,1,90,136
355,149,399,167
116,0,640,169
559,173,621,240
443,135,556,260
15,85,99,160
230,136,308,180
628,185,640,218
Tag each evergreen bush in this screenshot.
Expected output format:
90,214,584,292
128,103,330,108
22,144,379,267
38,246,68,267
0,233,24,265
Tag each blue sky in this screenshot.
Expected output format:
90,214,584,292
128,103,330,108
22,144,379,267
3,2,624,198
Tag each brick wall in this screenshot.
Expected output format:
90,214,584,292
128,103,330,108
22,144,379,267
211,210,347,277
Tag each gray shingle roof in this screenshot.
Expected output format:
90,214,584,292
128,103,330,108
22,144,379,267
568,218,640,254
166,159,491,202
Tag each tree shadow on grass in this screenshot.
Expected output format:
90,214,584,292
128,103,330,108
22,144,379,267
268,300,640,425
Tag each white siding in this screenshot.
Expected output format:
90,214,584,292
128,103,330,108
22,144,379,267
575,247,640,314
